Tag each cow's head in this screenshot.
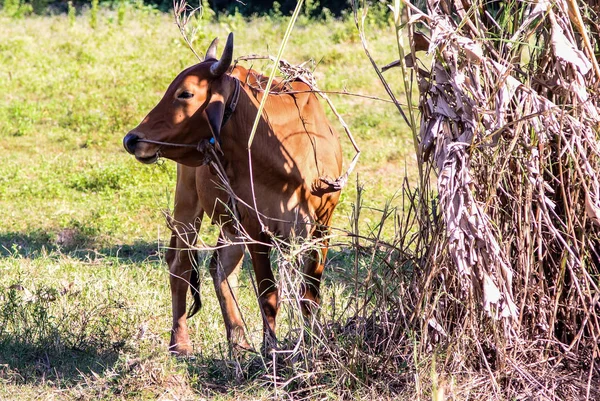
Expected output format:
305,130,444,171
123,33,235,166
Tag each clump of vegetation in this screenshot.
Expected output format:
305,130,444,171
356,0,600,399
1,0,31,18
67,0,75,25
0,281,135,357
69,165,131,192
116,0,126,25
89,0,98,28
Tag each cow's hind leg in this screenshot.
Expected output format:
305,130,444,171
248,241,279,351
210,230,250,351
166,165,203,356
301,230,329,317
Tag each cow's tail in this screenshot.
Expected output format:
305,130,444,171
188,262,202,318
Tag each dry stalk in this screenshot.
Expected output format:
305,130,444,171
172,0,203,61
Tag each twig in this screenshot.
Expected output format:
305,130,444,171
172,0,202,61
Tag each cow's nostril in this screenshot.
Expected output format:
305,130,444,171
123,133,139,154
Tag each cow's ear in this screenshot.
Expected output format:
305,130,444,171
204,95,225,139
203,77,233,140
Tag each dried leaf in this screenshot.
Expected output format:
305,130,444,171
550,18,592,75
428,317,448,337
585,193,600,226
412,31,430,52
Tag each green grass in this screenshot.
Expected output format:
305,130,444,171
0,7,416,400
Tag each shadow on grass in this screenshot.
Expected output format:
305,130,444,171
0,230,163,264
0,277,138,389
0,340,120,386
180,345,350,398
182,353,275,396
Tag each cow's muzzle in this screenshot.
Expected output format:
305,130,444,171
123,132,159,164
123,132,139,155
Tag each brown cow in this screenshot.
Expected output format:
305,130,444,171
123,33,342,355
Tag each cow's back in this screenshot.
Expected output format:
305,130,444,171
226,67,342,236
232,67,342,183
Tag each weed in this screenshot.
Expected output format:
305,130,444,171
90,0,98,28
69,165,129,192
1,0,31,18
116,0,126,25
67,1,75,26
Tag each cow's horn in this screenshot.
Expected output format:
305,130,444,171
205,37,218,60
209,33,234,77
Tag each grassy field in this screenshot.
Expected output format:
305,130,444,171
0,5,417,400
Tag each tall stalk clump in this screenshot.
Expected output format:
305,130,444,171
387,0,600,398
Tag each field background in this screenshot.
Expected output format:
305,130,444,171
0,5,418,400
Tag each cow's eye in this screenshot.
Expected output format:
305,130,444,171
178,91,194,99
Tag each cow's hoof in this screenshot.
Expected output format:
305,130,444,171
235,339,253,350
231,341,256,358
261,335,279,357
169,342,193,357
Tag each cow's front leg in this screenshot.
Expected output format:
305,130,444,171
166,164,203,356
166,233,198,356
